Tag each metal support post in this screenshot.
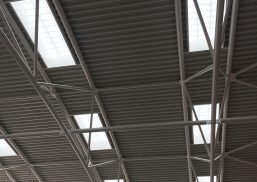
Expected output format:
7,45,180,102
210,0,225,182
175,0,193,181
219,1,239,181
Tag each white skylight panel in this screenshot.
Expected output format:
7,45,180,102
188,0,217,51
0,139,16,157
11,0,75,68
192,104,219,144
74,114,112,150
105,180,124,182
197,176,217,182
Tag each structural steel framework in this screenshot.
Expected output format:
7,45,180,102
0,0,256,182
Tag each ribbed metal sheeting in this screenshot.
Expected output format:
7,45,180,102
0,156,38,182
224,0,257,181
45,66,98,115
54,0,189,181
0,0,256,181
125,159,189,182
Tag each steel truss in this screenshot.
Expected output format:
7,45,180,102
0,0,255,182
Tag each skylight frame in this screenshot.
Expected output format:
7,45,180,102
0,139,17,157
74,113,112,151
197,176,217,182
187,0,217,52
104,180,124,182
11,0,76,68
192,103,219,144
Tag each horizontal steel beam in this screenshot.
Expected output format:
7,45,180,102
1,155,217,172
1,115,257,139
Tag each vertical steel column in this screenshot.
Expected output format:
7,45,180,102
174,1,193,181
210,0,225,182
51,1,131,181
220,1,239,182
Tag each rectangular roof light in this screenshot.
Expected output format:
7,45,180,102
192,103,219,144
74,114,112,151
197,176,217,182
105,180,124,182
0,139,16,157
11,0,75,68
188,0,217,51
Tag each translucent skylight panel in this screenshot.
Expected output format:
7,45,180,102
188,0,217,51
0,139,16,157
197,176,217,182
192,104,219,144
105,180,124,182
74,114,112,150
11,0,75,68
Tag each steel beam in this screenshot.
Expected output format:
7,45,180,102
221,0,232,46
235,62,257,76
219,1,239,182
184,87,210,157
210,0,225,182
51,1,130,181
192,0,214,55
33,0,39,77
226,140,257,156
175,0,193,180
1,115,257,139
234,79,257,90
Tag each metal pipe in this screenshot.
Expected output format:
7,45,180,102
1,115,257,139
235,61,257,76
227,155,257,168
33,0,39,77
210,0,225,182
221,0,232,46
52,1,131,181
234,79,257,90
175,0,193,180
226,140,257,155
219,1,239,182
0,26,96,182
192,0,214,56
184,86,210,157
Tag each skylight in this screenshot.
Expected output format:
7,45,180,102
197,176,217,182
0,139,16,157
192,104,219,144
74,114,112,150
188,0,217,51
105,180,124,182
11,0,75,68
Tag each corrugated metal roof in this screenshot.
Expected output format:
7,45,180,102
0,0,256,181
